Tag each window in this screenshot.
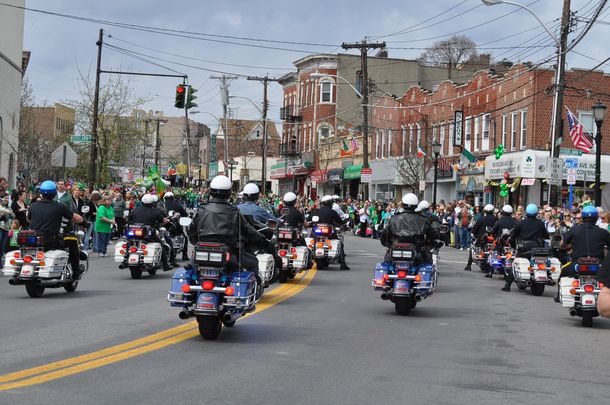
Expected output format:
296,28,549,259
432,125,438,144
309,127,313,151
388,129,393,157
511,112,518,151
318,124,331,143
520,110,527,148
401,125,407,155
501,114,507,148
416,124,422,150
381,130,386,158
375,130,380,159
465,117,471,151
474,116,480,151
439,124,445,156
320,81,332,103
448,122,454,156
408,125,413,154
482,113,490,151
304,83,309,107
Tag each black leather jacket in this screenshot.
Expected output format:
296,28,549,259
472,213,498,239
188,198,266,252
380,209,440,248
491,215,518,238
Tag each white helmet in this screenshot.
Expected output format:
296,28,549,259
283,192,297,203
152,194,159,203
321,195,333,204
415,200,430,212
501,204,513,214
332,195,340,201
210,175,232,197
484,204,494,213
163,192,174,200
243,183,260,198
141,193,155,205
402,193,419,208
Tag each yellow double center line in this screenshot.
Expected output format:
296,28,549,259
0,267,317,392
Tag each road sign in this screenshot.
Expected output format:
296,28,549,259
546,157,563,186
70,134,92,143
361,167,372,183
567,168,577,185
51,143,77,168
419,180,426,192
521,178,535,186
555,136,563,148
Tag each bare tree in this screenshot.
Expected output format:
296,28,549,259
420,35,479,79
395,155,432,198
18,79,56,183
66,68,146,183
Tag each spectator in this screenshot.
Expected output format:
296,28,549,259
95,194,116,257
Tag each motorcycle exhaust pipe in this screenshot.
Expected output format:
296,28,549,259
36,279,63,287
178,311,192,320
118,263,127,269
415,295,422,302
8,278,24,285
223,312,236,323
569,308,577,317
380,292,391,301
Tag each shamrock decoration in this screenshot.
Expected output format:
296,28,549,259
500,183,509,197
494,144,505,160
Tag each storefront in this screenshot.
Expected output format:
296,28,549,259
423,166,456,204
371,159,397,202
342,165,361,198
270,159,310,197
484,149,610,208
457,170,486,206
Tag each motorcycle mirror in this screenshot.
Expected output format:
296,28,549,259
81,206,90,214
160,227,167,233
311,216,319,222
76,230,85,240
266,219,279,230
168,210,175,217
123,210,129,217
280,208,290,216
179,217,192,227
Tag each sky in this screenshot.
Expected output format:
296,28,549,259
13,0,610,133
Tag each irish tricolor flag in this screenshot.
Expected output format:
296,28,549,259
340,139,353,157
417,144,426,158
460,147,476,167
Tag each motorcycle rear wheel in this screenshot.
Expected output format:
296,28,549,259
531,283,545,296
278,270,289,283
147,268,157,276
64,280,78,293
197,315,222,340
25,282,45,298
516,281,527,291
315,258,328,270
130,266,143,279
394,296,412,315
582,311,594,327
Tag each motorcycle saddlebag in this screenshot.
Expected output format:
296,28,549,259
114,243,126,263
2,250,21,277
142,243,162,264
512,258,531,281
168,267,196,307
373,262,391,290
415,264,436,295
38,250,69,278
559,277,576,308
226,271,256,308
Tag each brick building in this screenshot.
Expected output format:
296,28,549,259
372,64,610,207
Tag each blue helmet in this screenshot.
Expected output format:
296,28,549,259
525,204,538,217
582,205,598,219
40,180,57,199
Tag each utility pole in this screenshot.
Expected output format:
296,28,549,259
89,28,103,189
341,39,386,200
211,75,238,175
142,118,151,178
184,93,192,187
548,0,571,206
248,74,279,196
153,117,168,168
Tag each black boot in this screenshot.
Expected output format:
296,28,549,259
340,263,350,270
464,266,472,271
501,285,510,292
484,273,492,278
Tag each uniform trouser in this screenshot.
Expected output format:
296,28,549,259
334,232,347,264
228,250,259,274
45,238,80,278
504,249,534,288
150,232,170,268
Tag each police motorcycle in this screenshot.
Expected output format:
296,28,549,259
511,246,560,295
559,257,603,327
167,217,263,340
470,227,495,272
372,243,437,315
488,229,515,279
306,216,342,269
114,224,165,279
242,214,281,288
3,228,89,298
276,208,311,283
166,210,188,259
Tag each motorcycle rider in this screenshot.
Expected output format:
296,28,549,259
28,181,85,280
491,205,518,238
188,175,270,273
380,193,440,264
502,203,549,291
237,183,278,224
127,193,173,271
163,191,190,261
283,192,306,230
332,195,346,219
464,204,498,275
556,205,610,301
311,195,350,270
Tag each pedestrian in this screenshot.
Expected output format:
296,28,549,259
0,194,15,256
95,194,116,257
358,208,369,237
10,189,28,229
112,192,126,238
7,218,21,252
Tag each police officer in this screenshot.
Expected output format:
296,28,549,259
283,192,306,229
332,195,346,220
163,192,190,261
28,181,85,280
311,195,349,270
491,205,518,238
188,175,270,273
128,193,172,271
556,205,610,301
502,203,549,291
381,193,439,264
237,183,277,224
464,204,498,274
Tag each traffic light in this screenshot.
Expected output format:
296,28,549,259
186,85,198,109
174,84,186,109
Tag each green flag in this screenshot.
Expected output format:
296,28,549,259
460,148,476,166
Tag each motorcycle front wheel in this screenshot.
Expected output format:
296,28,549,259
25,282,45,298
197,315,222,340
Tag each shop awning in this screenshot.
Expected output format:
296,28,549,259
270,162,287,179
327,168,343,183
311,170,327,183
343,165,362,180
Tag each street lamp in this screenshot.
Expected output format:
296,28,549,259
592,101,607,206
432,142,441,207
227,158,237,191
482,0,565,206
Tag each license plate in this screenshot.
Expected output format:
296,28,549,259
200,268,219,277
20,265,34,277
394,280,409,294
534,270,547,281
581,293,596,306
128,254,139,264
315,249,324,256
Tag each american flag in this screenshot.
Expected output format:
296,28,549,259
567,109,594,153
350,137,359,152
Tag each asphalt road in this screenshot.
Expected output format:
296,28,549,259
1,235,609,404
